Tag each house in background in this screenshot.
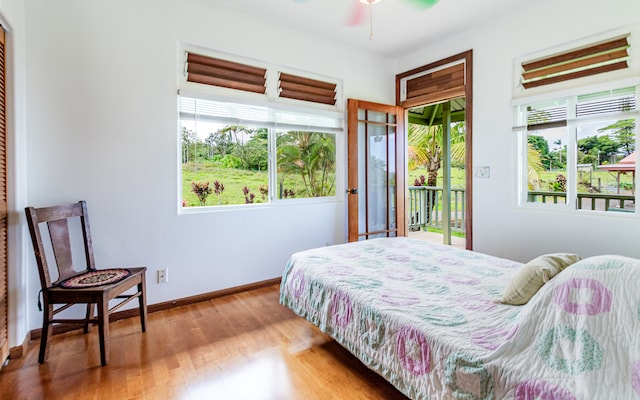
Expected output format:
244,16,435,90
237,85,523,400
0,0,638,362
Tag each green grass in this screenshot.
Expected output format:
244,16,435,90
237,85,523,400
538,169,633,194
409,167,466,188
424,226,466,238
182,162,336,207
182,163,268,206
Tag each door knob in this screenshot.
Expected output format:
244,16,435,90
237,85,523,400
346,188,358,195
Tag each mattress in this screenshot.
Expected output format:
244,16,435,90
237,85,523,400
279,237,640,400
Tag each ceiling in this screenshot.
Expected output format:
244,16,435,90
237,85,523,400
209,0,533,58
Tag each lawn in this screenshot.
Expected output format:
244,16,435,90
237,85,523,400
408,167,466,188
537,168,633,194
182,163,268,206
182,162,336,206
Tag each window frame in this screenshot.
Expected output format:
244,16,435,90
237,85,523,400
513,78,640,215
177,92,345,213
512,24,640,100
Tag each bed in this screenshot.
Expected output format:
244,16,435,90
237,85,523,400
279,237,640,400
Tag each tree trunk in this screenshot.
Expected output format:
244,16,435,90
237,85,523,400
425,151,441,224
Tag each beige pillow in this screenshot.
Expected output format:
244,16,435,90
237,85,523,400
501,253,581,305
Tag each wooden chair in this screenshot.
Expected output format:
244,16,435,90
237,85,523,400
25,200,147,366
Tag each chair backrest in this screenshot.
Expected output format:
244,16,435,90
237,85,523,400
25,201,96,289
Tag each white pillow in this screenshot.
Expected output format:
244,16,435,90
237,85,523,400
501,253,581,305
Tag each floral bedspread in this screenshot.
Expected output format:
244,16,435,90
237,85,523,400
279,237,640,400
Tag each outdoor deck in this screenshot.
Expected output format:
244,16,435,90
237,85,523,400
408,228,466,249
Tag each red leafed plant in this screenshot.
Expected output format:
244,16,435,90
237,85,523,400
242,186,255,204
191,181,213,206
414,175,426,187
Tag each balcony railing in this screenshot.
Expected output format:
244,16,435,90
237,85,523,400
409,188,635,234
527,191,635,212
409,186,465,233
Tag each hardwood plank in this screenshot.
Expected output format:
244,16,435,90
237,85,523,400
0,285,409,399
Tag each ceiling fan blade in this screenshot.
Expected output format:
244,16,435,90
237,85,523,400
404,0,440,9
345,1,367,26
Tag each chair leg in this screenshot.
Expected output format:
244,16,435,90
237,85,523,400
138,279,147,333
97,298,109,366
38,304,53,364
84,303,94,334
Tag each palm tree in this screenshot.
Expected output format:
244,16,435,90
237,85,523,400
408,123,465,187
527,143,545,190
408,122,465,223
277,131,336,198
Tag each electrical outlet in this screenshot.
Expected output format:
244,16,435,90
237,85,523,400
157,269,168,284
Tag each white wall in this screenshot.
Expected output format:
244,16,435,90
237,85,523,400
397,0,640,262
14,0,397,343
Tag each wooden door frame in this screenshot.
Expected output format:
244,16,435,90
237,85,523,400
395,50,473,250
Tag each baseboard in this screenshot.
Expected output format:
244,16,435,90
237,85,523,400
9,333,29,360
27,277,282,343
146,277,282,314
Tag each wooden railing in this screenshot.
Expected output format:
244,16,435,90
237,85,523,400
409,186,465,233
527,191,635,212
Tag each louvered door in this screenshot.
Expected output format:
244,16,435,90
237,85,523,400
0,27,8,367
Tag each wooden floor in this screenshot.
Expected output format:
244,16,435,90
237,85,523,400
0,285,409,400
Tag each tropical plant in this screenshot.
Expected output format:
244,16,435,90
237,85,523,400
407,123,465,187
578,134,620,165
212,180,225,204
191,181,213,206
181,127,198,164
598,119,636,156
218,125,263,170
277,131,336,198
414,175,426,187
242,186,255,204
407,122,465,222
549,174,567,192
526,143,545,190
259,185,268,201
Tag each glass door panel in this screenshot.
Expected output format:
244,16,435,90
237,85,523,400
348,99,404,241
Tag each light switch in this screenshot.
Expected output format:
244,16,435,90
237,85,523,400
474,166,490,178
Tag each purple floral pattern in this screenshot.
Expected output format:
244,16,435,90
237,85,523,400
515,379,576,400
280,240,640,400
553,278,612,316
397,326,431,376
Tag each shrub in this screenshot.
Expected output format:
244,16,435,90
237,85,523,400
549,174,567,192
191,181,213,206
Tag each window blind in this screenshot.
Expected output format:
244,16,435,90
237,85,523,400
185,52,267,95
527,102,568,130
278,73,337,106
521,35,630,89
179,96,343,133
576,87,636,117
523,86,638,131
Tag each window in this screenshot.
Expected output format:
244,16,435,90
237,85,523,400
519,35,630,90
515,84,639,213
179,96,341,208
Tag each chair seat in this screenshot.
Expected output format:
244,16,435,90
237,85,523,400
46,267,146,302
58,268,131,288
